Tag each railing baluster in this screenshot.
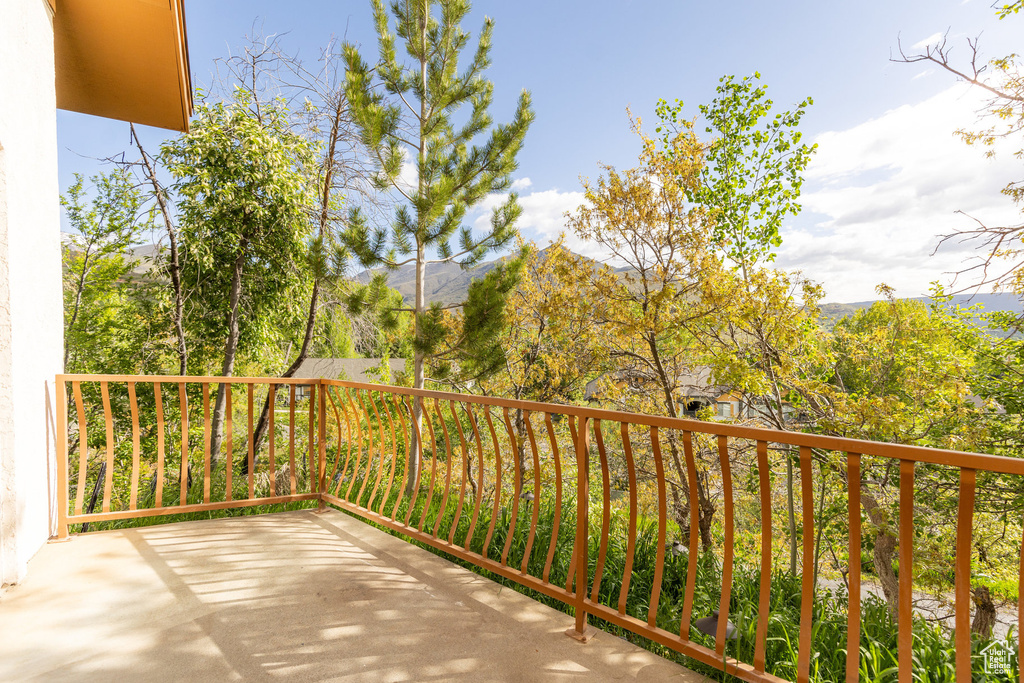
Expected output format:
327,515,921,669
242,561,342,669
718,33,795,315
336,388,355,498
898,460,915,683
1019,520,1024,683
463,404,485,550
797,446,815,683
391,395,412,520
325,387,344,492
417,400,440,531
521,410,543,574
572,415,592,637
288,384,297,496
56,379,69,538
955,467,976,682
648,426,667,628
366,392,389,511
202,383,211,504
589,419,611,603
754,439,771,672
127,382,140,511
565,416,578,594
72,381,87,517
716,434,733,656
154,383,165,508
377,393,399,516
432,399,454,538
268,385,276,497
343,389,363,502
542,412,563,584
500,407,522,567
247,384,254,500
356,391,376,507
100,381,115,513
178,382,188,506
448,401,471,545
308,384,317,495
225,384,233,502
482,407,503,559
618,421,638,616
404,395,424,527
317,383,327,505
847,452,862,683
679,430,700,640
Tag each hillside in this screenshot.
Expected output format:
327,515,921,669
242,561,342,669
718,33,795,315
819,292,1022,323
89,238,1024,322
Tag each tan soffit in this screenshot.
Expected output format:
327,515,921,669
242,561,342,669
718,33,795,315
54,0,193,132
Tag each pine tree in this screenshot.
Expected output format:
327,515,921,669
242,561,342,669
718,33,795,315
343,0,533,490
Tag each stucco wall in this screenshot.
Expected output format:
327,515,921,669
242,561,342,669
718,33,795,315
0,0,62,586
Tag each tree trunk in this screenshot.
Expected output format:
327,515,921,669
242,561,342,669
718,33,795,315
406,10,428,494
787,449,798,574
210,236,248,466
244,91,344,472
513,408,529,497
648,333,715,551
406,242,426,496
79,461,105,533
131,123,187,375
861,490,900,621
972,586,997,637
64,250,91,368
244,279,321,471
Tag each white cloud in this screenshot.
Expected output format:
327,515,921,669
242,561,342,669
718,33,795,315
779,84,1021,301
913,32,945,50
470,186,591,254
397,150,417,196
912,68,934,80
510,177,533,191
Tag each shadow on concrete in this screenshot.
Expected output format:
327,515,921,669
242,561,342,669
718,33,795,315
0,509,704,682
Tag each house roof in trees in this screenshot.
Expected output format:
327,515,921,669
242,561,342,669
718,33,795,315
53,0,193,132
292,358,406,385
584,366,732,402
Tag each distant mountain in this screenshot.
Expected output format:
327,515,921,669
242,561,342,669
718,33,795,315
820,293,1022,322
354,249,548,306
92,237,1024,325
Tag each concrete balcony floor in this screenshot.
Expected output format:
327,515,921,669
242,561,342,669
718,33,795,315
0,509,707,682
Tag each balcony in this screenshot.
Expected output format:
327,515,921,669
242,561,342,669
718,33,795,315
17,374,1024,681
0,508,700,681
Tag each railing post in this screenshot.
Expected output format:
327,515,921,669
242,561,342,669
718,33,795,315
317,380,327,512
54,377,69,540
566,415,596,642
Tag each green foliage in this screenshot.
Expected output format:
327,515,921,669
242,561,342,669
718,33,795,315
655,73,816,269
828,288,986,449
996,1,1022,19
342,0,534,382
62,171,166,373
161,88,317,370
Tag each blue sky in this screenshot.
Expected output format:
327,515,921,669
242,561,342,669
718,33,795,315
57,0,1022,302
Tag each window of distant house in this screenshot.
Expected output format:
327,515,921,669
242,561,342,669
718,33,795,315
717,402,733,418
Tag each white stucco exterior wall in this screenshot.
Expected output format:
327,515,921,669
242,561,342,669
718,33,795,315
0,0,62,586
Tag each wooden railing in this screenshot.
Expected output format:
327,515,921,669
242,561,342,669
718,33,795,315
55,374,1024,683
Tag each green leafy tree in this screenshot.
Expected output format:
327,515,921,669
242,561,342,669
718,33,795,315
62,171,160,372
655,73,816,273
567,117,727,549
161,88,316,462
825,291,988,620
342,0,534,488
